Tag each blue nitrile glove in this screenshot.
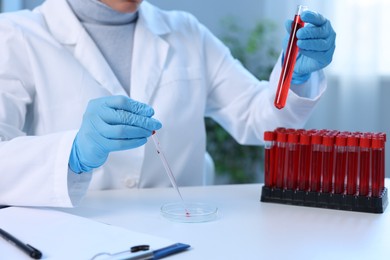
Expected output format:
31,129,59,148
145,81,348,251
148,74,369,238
283,10,336,84
69,96,162,173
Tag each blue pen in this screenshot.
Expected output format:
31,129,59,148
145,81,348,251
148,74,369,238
126,243,190,260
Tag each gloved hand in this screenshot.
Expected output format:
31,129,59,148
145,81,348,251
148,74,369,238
69,96,162,173
283,10,336,84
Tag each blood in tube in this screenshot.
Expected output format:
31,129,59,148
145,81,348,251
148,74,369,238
322,135,335,193
378,133,386,194
334,135,347,194
346,135,359,196
286,131,300,190
298,131,311,191
275,130,287,189
274,5,307,109
310,133,323,192
371,137,384,197
359,136,371,196
264,131,276,188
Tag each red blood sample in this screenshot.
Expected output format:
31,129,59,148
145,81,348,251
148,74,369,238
322,135,335,193
346,135,359,196
286,132,300,190
334,135,347,194
274,6,306,109
264,131,276,188
371,137,385,197
359,136,371,196
377,133,386,194
310,133,323,192
275,131,287,189
298,131,311,191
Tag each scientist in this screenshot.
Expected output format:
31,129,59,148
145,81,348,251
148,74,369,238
0,0,336,207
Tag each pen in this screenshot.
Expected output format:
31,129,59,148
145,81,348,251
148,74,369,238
126,243,190,260
0,228,42,259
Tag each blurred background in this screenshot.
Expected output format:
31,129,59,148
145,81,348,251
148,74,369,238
1,0,389,183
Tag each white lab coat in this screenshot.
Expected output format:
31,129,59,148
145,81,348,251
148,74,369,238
0,0,326,207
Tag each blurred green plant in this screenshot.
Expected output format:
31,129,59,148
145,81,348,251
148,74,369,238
206,16,279,184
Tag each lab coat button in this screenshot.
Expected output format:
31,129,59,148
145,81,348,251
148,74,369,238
125,178,138,188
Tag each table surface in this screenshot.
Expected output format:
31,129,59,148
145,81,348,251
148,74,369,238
59,184,390,260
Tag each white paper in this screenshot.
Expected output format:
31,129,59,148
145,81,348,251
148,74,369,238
0,207,173,260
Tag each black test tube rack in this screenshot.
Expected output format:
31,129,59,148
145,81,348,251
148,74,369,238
260,128,388,214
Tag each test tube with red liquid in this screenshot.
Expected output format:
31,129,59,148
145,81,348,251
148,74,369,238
377,132,386,194
275,130,287,189
334,135,347,194
286,131,300,190
298,131,311,191
264,131,276,188
346,135,359,196
322,135,335,193
359,135,371,196
274,5,307,109
371,137,385,197
310,133,323,192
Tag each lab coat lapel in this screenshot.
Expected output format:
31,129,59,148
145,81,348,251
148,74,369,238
131,2,170,103
73,31,126,96
39,0,126,96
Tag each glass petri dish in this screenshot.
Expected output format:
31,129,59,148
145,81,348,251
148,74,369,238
161,202,218,223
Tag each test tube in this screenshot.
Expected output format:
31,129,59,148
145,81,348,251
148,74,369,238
275,130,287,189
274,5,307,109
377,132,386,194
264,131,276,188
371,137,384,197
286,131,300,190
334,135,347,194
310,133,323,192
298,131,311,191
322,134,335,193
346,135,359,196
359,135,371,196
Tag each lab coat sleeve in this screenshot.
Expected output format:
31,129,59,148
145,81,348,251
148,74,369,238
0,131,91,207
0,15,91,207
201,22,326,145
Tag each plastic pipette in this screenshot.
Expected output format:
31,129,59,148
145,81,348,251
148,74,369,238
151,131,185,203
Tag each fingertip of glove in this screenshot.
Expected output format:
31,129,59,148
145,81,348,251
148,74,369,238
149,117,162,130
301,10,317,19
301,11,326,26
155,120,163,130
147,107,155,117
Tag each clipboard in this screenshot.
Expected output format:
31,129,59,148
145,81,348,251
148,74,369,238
0,207,188,259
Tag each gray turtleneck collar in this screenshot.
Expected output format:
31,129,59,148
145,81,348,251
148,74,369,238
66,0,139,94
67,0,138,25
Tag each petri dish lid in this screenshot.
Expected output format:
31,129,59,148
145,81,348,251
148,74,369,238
161,202,218,223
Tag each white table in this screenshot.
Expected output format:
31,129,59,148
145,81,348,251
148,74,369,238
60,184,390,260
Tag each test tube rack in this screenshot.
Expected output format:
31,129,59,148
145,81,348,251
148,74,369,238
260,128,388,213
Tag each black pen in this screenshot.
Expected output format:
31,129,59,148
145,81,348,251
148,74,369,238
0,228,42,259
